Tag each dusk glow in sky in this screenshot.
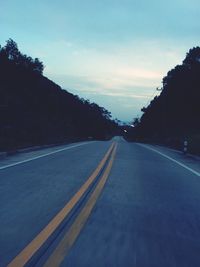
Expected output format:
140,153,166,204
1,0,200,121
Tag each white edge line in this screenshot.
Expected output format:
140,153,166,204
0,142,95,170
137,143,200,177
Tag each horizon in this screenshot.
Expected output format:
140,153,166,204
1,0,199,122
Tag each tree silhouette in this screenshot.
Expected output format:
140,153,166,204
0,39,118,150
4,39,20,61
0,39,44,74
129,46,200,152
183,47,200,66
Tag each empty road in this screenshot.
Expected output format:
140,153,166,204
1,137,200,267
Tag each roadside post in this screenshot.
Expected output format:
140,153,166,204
183,140,188,154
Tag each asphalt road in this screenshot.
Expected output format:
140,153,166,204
1,137,200,267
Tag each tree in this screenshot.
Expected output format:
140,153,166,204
183,47,200,67
0,38,118,150
32,58,44,74
131,46,200,141
0,39,44,74
4,39,20,61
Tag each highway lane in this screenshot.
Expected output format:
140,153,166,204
0,140,112,266
1,137,200,266
59,139,200,267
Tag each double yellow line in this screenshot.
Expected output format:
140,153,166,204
8,142,117,267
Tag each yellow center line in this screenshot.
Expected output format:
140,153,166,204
8,142,115,267
43,143,118,267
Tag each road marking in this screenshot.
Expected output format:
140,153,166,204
7,142,115,267
138,144,200,177
43,143,118,267
0,142,95,170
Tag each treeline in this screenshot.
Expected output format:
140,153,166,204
127,47,200,154
0,39,118,151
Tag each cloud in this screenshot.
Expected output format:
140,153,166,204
87,91,150,99
74,88,151,99
48,72,159,121
1,0,199,121
31,37,188,121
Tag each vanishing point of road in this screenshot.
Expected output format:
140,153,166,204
0,137,200,267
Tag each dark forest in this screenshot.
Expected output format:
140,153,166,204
0,39,118,151
126,47,200,154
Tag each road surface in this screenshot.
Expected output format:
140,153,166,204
0,137,200,267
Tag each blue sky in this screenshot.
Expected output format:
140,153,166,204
0,0,200,122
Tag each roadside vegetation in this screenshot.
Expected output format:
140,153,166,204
0,39,118,151
126,47,200,155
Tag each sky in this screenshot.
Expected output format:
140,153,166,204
0,0,200,122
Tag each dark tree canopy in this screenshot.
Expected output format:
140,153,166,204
126,46,200,153
0,39,44,74
183,47,200,66
0,39,118,150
